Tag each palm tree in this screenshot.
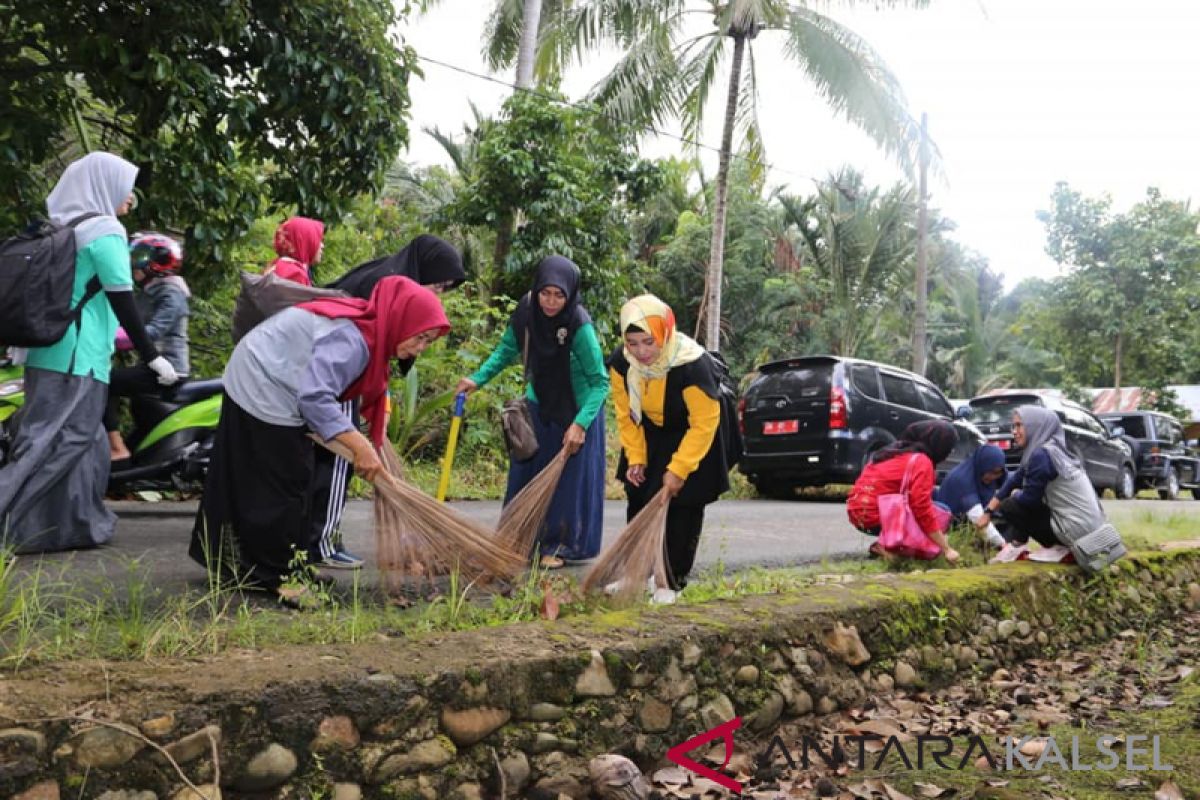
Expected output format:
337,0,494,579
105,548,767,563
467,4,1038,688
781,167,917,357
484,0,931,351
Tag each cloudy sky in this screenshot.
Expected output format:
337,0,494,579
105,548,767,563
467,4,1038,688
396,0,1200,287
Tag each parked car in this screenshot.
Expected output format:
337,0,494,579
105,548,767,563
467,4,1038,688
964,392,1136,498
737,355,986,497
1097,411,1200,500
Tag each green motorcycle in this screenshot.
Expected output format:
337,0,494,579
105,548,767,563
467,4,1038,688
0,355,223,492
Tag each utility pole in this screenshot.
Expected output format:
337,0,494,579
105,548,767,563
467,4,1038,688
912,112,930,376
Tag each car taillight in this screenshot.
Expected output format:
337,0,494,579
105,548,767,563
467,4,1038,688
830,385,847,430
737,396,746,436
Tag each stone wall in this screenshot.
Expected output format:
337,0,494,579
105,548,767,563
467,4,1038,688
3,551,1199,800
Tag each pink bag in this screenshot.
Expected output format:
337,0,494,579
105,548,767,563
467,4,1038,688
877,454,950,560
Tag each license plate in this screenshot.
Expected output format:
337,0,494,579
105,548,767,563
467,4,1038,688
763,419,799,435
994,438,1010,450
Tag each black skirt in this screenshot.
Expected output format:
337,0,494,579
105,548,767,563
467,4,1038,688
189,395,314,590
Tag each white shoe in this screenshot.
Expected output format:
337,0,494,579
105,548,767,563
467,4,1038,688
1029,544,1073,563
603,581,624,596
651,588,677,605
989,542,1030,564
647,575,657,593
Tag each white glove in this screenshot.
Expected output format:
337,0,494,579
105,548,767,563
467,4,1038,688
147,356,179,386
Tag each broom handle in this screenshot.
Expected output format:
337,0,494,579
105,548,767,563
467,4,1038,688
310,435,407,495
436,392,467,502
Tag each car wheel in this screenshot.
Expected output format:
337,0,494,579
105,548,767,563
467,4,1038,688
1158,468,1180,500
1193,487,1200,501
1116,465,1136,500
753,477,797,500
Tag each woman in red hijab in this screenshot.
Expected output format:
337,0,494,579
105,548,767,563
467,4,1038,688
266,216,325,286
190,277,449,602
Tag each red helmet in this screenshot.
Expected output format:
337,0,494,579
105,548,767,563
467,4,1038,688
130,232,183,278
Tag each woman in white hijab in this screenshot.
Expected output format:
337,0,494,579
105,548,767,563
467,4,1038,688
0,152,176,553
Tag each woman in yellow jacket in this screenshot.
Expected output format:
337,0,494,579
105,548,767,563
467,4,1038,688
609,295,730,603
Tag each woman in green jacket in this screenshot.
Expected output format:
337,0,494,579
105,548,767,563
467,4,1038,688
456,256,609,567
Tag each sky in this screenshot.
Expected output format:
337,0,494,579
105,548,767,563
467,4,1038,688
396,0,1200,288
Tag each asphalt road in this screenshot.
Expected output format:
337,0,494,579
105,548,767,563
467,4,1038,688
11,497,1200,600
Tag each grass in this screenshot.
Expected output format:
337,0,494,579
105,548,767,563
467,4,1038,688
1106,506,1200,548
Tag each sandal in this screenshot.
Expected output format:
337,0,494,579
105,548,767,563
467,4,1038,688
539,555,565,570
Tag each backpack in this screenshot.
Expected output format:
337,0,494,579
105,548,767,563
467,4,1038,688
708,351,744,469
231,270,350,343
0,213,102,347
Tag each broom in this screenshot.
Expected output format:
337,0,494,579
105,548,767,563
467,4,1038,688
313,437,527,589
495,448,571,559
581,487,672,603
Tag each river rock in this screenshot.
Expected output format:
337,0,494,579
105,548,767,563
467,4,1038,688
997,619,1017,639
638,697,672,733
161,726,222,766
1017,620,1032,637
375,738,455,781
169,787,219,800
14,781,58,800
533,733,561,753
699,694,736,730
235,743,297,792
528,703,566,722
589,754,650,800
748,692,785,733
73,725,145,769
441,707,511,746
734,665,760,685
97,792,156,800
576,650,616,697
139,714,175,738
894,662,918,688
497,751,530,797
681,642,703,668
0,727,46,758
313,715,360,751
823,622,871,666
332,785,362,800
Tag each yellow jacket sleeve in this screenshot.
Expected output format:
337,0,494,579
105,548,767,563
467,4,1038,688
609,367,648,466
668,385,720,480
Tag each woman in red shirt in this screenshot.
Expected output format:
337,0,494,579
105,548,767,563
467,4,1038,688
847,419,960,563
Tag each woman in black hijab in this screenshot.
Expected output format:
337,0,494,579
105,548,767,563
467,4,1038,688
328,234,466,299
307,235,467,569
455,256,610,568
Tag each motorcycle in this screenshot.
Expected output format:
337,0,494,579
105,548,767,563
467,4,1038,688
0,355,223,493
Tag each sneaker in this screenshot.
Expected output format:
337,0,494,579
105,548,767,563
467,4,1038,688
1029,544,1074,564
989,542,1031,564
984,526,1006,549
322,549,364,569
603,580,624,596
651,588,678,605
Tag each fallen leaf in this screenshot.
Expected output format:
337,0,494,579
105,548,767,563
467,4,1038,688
651,766,688,786
538,586,560,621
914,782,956,798
1154,781,1185,800
882,783,914,800
1018,738,1046,758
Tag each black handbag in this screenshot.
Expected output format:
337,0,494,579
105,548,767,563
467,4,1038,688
501,330,538,461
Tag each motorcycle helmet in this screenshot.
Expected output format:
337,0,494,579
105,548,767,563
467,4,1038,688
130,232,183,279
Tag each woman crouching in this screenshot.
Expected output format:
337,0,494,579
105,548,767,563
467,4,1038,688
190,276,449,601
609,295,730,603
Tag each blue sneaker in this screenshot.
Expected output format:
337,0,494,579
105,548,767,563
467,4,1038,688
322,549,364,569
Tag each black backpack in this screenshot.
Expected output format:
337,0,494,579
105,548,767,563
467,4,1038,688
0,213,103,347
707,351,744,469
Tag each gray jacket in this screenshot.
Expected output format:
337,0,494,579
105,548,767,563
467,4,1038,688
139,281,190,376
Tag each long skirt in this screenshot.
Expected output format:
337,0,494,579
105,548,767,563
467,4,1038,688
0,367,115,553
189,395,314,591
503,402,605,561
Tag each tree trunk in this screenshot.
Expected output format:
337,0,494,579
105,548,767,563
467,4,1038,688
702,33,746,352
1114,329,1122,392
515,0,542,90
912,112,929,376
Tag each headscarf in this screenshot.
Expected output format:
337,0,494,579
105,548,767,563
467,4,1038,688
871,419,958,466
299,276,450,447
268,216,325,286
46,152,138,249
1016,405,1082,479
330,234,466,299
509,256,592,426
619,294,707,425
937,444,1006,514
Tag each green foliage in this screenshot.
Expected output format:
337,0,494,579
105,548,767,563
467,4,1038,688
1,0,415,280
445,90,661,328
1033,183,1200,389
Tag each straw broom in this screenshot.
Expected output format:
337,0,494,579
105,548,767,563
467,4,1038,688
313,437,526,589
582,487,672,603
495,448,571,559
